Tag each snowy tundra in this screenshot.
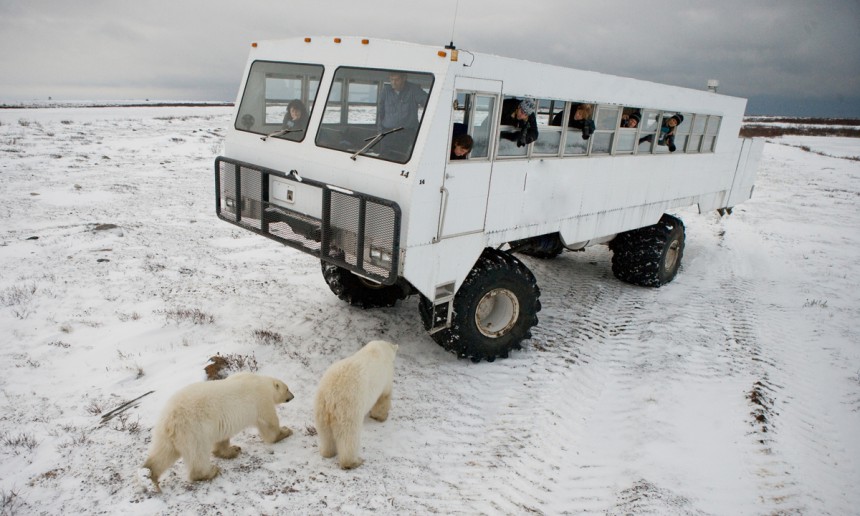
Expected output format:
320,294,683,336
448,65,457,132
0,106,858,515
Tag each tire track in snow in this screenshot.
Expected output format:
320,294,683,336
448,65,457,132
738,276,858,514
407,251,651,514
437,237,804,514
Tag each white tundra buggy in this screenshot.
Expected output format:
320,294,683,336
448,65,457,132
215,36,763,362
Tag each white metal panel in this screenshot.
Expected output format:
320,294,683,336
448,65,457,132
726,138,764,207
439,77,502,238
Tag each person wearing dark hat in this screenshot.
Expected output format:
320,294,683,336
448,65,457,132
640,113,684,152
621,111,641,128
659,113,683,152
499,97,539,147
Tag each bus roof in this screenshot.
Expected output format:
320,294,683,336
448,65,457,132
248,36,746,116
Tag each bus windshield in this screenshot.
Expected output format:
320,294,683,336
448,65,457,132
316,67,434,164
235,60,324,142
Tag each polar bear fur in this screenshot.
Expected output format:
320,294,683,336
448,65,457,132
142,372,294,491
314,340,398,469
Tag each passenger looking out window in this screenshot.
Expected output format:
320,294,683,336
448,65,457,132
499,98,538,147
551,103,595,140
640,113,683,152
621,111,640,128
450,134,474,160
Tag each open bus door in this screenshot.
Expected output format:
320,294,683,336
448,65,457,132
437,77,502,239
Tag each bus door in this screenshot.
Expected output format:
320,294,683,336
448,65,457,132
438,77,501,239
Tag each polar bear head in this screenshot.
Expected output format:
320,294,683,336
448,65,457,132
364,340,399,361
224,372,294,404
272,379,294,404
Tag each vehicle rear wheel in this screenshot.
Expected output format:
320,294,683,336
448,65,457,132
321,262,407,308
610,213,685,287
419,248,541,362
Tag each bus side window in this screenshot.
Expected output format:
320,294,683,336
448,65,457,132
701,115,721,152
616,107,642,154
451,91,495,160
653,112,685,154
687,114,707,153
673,113,691,153
470,95,495,159
591,105,620,155
637,110,661,153
563,102,594,156
533,99,563,156
495,96,533,158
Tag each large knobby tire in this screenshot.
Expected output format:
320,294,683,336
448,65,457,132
321,262,407,308
610,213,685,287
418,248,541,363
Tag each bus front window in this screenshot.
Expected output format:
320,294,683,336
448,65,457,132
316,67,434,164
235,60,323,142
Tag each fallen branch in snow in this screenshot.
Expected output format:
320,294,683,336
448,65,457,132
98,391,154,426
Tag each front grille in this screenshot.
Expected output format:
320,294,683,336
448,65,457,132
215,157,401,285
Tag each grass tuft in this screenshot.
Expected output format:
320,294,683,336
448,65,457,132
160,308,215,325
1,432,38,453
253,329,283,346
205,352,259,380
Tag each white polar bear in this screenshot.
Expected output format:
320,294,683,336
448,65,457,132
314,340,398,469
142,372,294,491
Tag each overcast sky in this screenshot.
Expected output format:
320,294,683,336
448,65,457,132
1,0,858,116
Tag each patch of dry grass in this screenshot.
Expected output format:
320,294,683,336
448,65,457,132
160,308,215,325
204,352,259,380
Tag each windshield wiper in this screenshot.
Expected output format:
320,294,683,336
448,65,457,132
350,127,403,160
260,128,304,141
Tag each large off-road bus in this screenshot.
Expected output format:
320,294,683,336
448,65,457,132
216,36,763,362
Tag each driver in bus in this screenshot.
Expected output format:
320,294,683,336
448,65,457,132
377,71,428,154
378,72,427,132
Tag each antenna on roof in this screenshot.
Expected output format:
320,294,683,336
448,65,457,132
446,0,460,50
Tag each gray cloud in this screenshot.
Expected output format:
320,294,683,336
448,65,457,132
1,0,858,116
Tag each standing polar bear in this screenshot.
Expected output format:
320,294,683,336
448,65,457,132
314,340,398,469
142,372,294,491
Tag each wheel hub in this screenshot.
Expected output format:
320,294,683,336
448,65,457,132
664,239,680,272
475,288,520,338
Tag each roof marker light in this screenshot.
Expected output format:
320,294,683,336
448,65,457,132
334,38,342,43
437,50,447,58
304,37,312,43
251,42,257,48
361,39,370,45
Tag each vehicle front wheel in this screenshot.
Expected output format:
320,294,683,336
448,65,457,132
321,262,407,308
419,248,541,362
610,213,685,287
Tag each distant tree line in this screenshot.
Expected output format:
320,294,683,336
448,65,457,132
741,117,860,138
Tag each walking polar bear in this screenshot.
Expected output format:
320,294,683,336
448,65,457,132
142,372,294,491
314,340,398,469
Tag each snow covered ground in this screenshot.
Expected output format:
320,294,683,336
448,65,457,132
0,106,858,515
